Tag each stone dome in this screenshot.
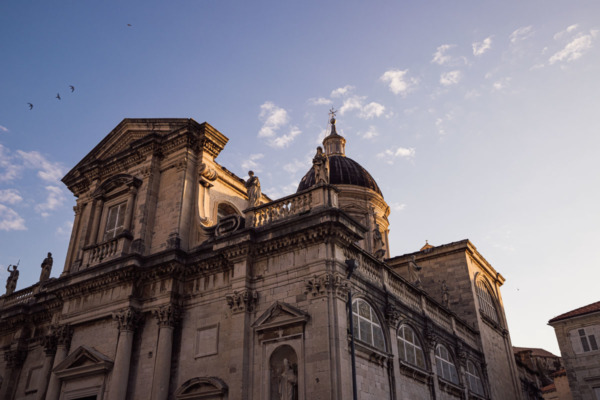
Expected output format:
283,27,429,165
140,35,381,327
296,155,383,196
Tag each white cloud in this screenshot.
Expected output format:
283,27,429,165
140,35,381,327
0,189,22,205
270,126,301,148
258,102,289,138
264,183,298,200
17,150,64,183
241,153,264,172
0,125,8,132
440,70,462,86
339,96,364,115
283,159,307,174
472,37,492,56
35,185,66,217
432,44,455,65
380,69,417,96
330,85,355,98
391,202,406,212
360,102,386,119
553,24,579,40
360,126,379,140
56,220,74,236
0,144,22,181
377,146,415,164
510,26,533,43
308,97,332,106
0,204,26,231
492,77,511,91
549,30,596,65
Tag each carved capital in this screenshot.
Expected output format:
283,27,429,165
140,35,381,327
73,204,84,216
42,334,58,356
424,320,438,351
4,348,27,368
154,304,181,328
304,273,350,299
455,340,467,367
54,324,73,347
226,290,258,313
385,304,402,327
113,308,142,332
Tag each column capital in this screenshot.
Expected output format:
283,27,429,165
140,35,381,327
113,308,142,332
154,304,181,328
4,348,27,368
54,324,73,347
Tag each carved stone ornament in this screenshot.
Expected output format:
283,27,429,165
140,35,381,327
369,352,387,367
4,348,27,368
424,320,438,350
42,333,58,356
154,304,181,328
54,324,73,347
385,304,402,327
113,308,142,332
198,163,218,181
455,340,467,367
304,273,349,299
226,290,258,313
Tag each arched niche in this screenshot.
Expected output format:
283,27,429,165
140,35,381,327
269,345,298,400
174,377,228,400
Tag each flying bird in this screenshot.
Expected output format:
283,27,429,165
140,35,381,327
28,103,33,110
127,24,132,27
56,93,61,100
69,85,75,92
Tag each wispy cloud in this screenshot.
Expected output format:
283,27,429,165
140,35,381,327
0,144,22,181
553,24,579,40
359,126,379,140
340,96,363,115
308,97,332,106
472,37,492,56
549,29,597,65
0,125,8,133
0,204,26,231
331,85,355,98
283,159,308,174
241,153,264,172
258,102,302,148
377,146,415,164
0,189,23,205
492,77,511,91
432,44,455,65
17,150,65,183
510,26,534,43
440,70,462,86
35,186,66,217
380,69,418,96
56,220,74,236
390,202,406,212
359,102,386,119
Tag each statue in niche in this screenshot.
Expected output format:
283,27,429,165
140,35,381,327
441,280,449,307
39,252,53,282
5,263,19,295
408,255,422,288
245,171,261,208
373,223,386,260
312,146,329,185
278,358,297,400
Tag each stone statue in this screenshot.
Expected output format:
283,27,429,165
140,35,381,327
441,280,449,307
408,255,422,288
245,171,261,208
278,358,297,400
373,223,386,260
40,252,53,282
6,263,19,295
312,146,329,185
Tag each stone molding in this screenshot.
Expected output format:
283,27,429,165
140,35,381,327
304,272,350,300
113,308,142,332
226,289,258,313
385,304,403,327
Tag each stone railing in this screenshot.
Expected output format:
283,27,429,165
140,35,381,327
246,184,339,228
81,234,132,267
1,284,37,308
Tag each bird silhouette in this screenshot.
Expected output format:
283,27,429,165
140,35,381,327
56,93,61,100
69,85,75,92
127,24,132,27
27,103,33,110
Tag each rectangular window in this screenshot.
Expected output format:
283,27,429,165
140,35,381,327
104,202,126,240
590,334,599,351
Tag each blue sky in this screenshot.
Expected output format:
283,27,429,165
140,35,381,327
1,1,599,354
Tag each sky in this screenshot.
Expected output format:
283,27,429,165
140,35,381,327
1,1,599,355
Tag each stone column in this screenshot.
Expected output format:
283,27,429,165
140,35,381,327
45,325,72,400
151,305,180,400
63,203,84,275
0,348,26,400
424,322,440,398
107,308,140,400
88,198,104,245
36,334,57,400
123,186,138,234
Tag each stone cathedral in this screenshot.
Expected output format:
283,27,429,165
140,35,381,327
0,115,523,400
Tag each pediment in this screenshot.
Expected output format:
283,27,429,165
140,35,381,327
53,346,113,380
252,301,309,332
175,377,228,399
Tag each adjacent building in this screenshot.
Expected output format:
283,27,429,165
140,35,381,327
0,116,523,399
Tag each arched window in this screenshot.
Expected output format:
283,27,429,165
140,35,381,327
476,279,500,325
352,299,385,351
397,325,426,369
435,344,459,384
466,360,485,395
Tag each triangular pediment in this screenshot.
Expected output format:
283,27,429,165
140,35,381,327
53,345,113,380
252,301,309,332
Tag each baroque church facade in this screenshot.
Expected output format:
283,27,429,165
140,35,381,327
0,116,522,400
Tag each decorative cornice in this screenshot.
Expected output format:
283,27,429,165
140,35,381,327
226,290,258,313
58,266,136,299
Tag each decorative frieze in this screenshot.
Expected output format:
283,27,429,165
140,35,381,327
226,290,258,313
113,308,142,332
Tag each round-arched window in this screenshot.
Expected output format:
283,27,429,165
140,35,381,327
466,360,485,395
352,299,385,351
476,279,500,325
435,344,459,384
397,325,426,369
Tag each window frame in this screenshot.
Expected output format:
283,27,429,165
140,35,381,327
465,360,485,396
397,324,427,370
103,201,127,241
435,344,459,384
476,278,501,326
351,298,386,352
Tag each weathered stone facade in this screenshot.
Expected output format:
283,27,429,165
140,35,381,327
0,117,522,399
